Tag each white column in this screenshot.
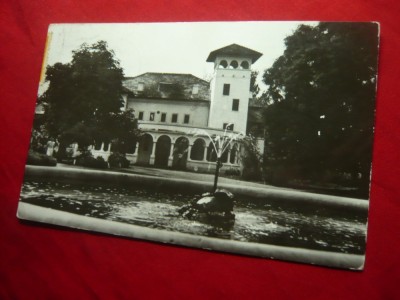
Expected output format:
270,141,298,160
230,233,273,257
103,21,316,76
227,150,231,164
131,142,138,164
168,143,175,167
187,144,193,161
132,142,138,154
149,141,157,165
203,146,208,162
235,148,240,165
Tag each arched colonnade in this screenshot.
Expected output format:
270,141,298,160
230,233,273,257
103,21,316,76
128,132,240,170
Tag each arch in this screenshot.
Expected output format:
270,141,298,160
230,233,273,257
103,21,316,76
221,144,230,163
218,60,228,69
137,134,153,165
207,142,217,162
172,137,189,170
94,140,102,151
230,143,239,164
240,60,249,69
154,135,171,168
229,60,238,69
125,138,137,154
101,141,110,152
190,138,206,161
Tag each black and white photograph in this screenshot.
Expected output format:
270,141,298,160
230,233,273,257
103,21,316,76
17,21,379,270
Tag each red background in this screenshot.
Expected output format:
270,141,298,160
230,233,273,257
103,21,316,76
1,1,399,299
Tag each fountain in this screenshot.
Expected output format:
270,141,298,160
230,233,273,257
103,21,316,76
178,125,244,225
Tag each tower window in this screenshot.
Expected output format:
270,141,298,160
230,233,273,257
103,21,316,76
184,114,190,124
138,111,144,120
223,123,234,131
232,99,239,111
223,84,230,96
171,113,178,123
240,61,249,69
230,60,238,69
219,60,228,68
161,113,166,122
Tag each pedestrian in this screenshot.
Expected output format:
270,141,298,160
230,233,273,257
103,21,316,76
46,138,55,156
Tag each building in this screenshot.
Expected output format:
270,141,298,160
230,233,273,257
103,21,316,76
92,44,264,173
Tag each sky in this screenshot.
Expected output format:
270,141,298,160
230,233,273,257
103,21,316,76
41,22,317,93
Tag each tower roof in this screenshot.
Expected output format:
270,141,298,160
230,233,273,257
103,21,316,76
206,44,263,63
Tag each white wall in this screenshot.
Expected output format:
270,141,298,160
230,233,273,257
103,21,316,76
127,98,209,127
208,55,252,133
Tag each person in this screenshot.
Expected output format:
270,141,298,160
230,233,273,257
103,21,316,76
46,138,55,156
54,139,59,154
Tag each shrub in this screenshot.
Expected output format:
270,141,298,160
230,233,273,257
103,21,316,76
75,152,108,169
108,152,130,168
240,137,263,181
27,150,57,166
225,168,240,176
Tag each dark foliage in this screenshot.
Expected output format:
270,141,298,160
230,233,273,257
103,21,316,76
30,127,49,154
108,152,130,168
250,70,260,98
27,150,57,166
240,137,263,181
225,168,241,177
39,41,140,153
261,22,379,197
75,151,108,169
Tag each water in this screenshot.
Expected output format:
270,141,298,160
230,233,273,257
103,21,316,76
20,181,368,254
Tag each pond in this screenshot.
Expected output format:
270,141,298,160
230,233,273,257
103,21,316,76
20,180,368,255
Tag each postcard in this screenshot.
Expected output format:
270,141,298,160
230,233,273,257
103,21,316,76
17,22,379,270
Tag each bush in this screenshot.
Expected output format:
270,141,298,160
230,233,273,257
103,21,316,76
75,152,108,169
225,168,240,176
27,150,57,166
240,137,263,181
108,152,130,168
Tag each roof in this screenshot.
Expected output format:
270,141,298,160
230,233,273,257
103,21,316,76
124,72,209,85
123,72,210,101
206,44,263,63
122,86,134,95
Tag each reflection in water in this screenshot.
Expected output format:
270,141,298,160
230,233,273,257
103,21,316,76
20,181,367,254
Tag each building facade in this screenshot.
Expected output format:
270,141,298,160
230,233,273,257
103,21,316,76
92,44,264,173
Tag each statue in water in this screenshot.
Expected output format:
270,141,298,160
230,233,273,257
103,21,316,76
179,125,244,225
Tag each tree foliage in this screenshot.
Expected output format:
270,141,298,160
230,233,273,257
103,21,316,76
261,22,379,197
250,71,260,98
39,41,140,152
240,136,264,181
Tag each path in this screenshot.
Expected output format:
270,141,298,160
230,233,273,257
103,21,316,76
57,163,293,191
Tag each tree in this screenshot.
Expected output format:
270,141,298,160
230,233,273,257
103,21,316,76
250,70,260,99
39,41,140,153
261,22,379,197
240,136,264,181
